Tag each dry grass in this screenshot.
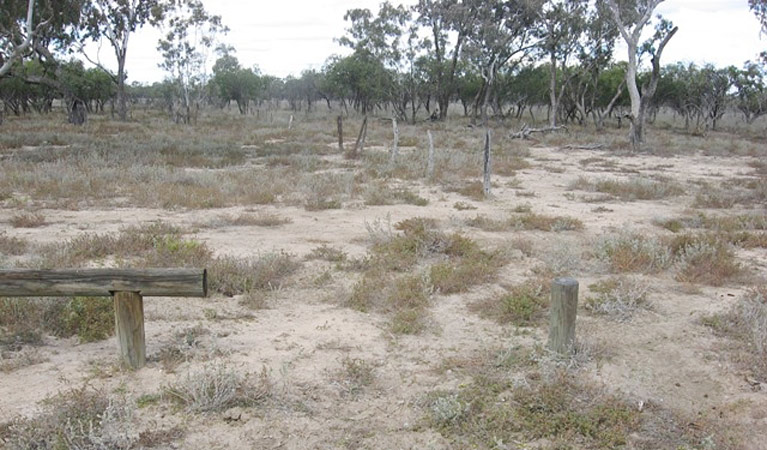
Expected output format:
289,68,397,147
0,232,28,256
703,285,767,381
305,244,347,262
0,296,113,346
348,271,431,334
0,347,49,373
9,212,46,228
452,201,477,211
669,233,742,286
333,357,376,397
595,230,672,273
209,252,301,297
362,181,428,206
0,386,136,449
465,212,583,232
216,212,292,227
585,277,651,322
164,362,271,413
348,218,505,332
471,278,549,326
425,358,715,449
569,176,683,201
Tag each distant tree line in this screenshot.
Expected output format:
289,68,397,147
1,0,766,149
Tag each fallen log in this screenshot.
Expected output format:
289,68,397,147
560,143,606,150
510,123,568,139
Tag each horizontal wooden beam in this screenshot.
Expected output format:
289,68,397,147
0,268,207,297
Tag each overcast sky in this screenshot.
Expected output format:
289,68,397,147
84,0,766,84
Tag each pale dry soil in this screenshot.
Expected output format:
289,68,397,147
1,144,766,449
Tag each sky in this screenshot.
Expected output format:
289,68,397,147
82,0,766,84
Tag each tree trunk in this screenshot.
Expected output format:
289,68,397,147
482,128,492,198
549,53,558,127
116,55,128,121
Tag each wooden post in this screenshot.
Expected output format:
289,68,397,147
548,277,579,355
391,117,399,162
114,291,145,369
337,115,344,153
482,128,492,197
427,129,435,180
348,114,368,159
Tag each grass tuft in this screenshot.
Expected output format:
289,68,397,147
703,285,767,381
164,362,271,413
471,278,549,326
585,277,651,322
595,230,672,273
9,213,46,228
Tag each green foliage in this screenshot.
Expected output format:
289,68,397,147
428,372,643,448
1,296,113,345
211,52,262,114
63,297,114,343
473,279,549,326
323,50,395,114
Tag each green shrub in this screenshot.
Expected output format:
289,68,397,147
64,297,114,343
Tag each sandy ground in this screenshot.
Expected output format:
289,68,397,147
1,144,766,449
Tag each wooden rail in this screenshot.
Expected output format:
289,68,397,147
0,268,207,369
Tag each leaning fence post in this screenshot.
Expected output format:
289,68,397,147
114,291,146,369
337,115,344,153
548,277,578,355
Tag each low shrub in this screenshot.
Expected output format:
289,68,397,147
595,230,672,273
164,362,270,413
585,277,650,322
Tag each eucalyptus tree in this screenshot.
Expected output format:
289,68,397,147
569,1,621,129
338,1,414,119
538,0,587,126
1,0,89,124
731,61,767,124
414,0,473,120
462,0,542,125
210,51,261,114
750,0,767,61
604,0,677,152
157,0,227,124
81,0,163,120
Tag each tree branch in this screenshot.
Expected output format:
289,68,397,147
0,0,35,77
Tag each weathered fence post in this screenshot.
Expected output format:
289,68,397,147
337,115,344,153
427,129,435,180
482,128,492,197
391,117,399,162
548,277,579,355
114,291,145,368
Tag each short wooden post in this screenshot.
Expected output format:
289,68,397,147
548,277,578,355
113,291,146,369
337,115,344,152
